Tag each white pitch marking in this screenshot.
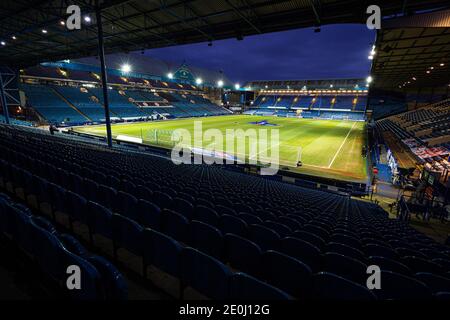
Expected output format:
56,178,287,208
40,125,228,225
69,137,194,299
328,122,357,169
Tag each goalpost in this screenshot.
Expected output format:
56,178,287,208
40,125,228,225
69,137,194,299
147,129,179,147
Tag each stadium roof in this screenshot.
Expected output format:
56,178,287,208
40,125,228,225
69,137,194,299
1,0,450,68
371,10,450,89
74,53,233,86
246,78,368,91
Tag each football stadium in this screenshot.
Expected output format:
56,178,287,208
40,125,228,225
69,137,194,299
74,115,368,181
0,0,450,307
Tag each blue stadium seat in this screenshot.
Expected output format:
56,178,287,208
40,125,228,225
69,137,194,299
180,247,231,299
114,191,139,221
31,216,57,234
277,216,302,232
59,233,89,257
312,272,377,300
190,220,224,259
60,247,102,299
278,237,321,271
160,186,177,198
286,214,307,226
69,173,84,196
120,179,137,195
396,247,427,259
326,242,366,262
48,183,66,219
262,250,312,298
29,220,64,281
433,258,450,271
134,185,153,202
238,213,263,225
65,191,88,228
332,228,359,240
82,178,99,200
238,204,255,215
215,205,237,217
137,199,161,230
152,191,173,210
420,248,450,260
329,233,362,251
218,214,248,238
322,253,367,284
143,228,182,279
401,256,444,274
254,209,276,221
87,255,128,300
368,256,412,276
248,224,280,251
86,201,113,244
364,244,399,260
196,198,214,209
292,230,325,250
302,224,329,240
97,185,117,210
194,205,219,226
177,192,195,204
263,221,292,237
173,197,194,220
374,271,433,300
361,236,387,247
230,273,292,300
162,209,190,243
224,233,262,277
111,214,143,259
415,272,450,294
3,200,33,252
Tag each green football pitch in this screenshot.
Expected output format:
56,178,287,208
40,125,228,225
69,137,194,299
73,115,368,182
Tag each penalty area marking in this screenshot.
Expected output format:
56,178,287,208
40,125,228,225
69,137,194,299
327,122,357,169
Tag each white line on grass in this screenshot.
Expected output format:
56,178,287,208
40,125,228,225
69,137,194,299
249,140,281,161
328,122,357,169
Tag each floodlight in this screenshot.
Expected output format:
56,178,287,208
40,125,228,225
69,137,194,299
121,64,132,73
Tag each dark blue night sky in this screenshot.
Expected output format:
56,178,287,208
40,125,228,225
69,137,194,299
144,24,375,84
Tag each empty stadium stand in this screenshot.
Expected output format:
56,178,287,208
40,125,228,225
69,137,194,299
377,99,450,147
249,93,366,121
20,82,229,125
0,193,128,300
21,84,88,124
1,124,449,300
87,87,146,119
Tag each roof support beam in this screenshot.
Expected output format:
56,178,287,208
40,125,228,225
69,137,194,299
95,5,113,148
225,0,261,34
309,0,322,26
